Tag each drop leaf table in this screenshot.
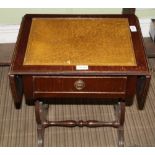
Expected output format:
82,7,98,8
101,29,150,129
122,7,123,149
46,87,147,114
9,14,150,146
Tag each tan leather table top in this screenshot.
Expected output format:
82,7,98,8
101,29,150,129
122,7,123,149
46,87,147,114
23,18,136,66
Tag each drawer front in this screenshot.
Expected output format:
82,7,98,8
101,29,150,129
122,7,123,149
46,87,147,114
33,76,127,94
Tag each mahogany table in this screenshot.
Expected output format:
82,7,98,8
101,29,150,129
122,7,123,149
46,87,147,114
9,14,150,147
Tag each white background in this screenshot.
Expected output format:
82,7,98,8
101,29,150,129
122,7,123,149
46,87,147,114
0,0,155,8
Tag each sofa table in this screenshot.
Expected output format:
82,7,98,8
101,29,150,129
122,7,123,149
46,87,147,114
9,14,150,147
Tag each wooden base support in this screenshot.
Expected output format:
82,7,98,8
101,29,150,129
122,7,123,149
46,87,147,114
35,100,125,147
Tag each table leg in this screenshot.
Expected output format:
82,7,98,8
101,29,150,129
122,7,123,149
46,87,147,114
118,126,124,147
35,100,49,147
37,124,45,147
114,101,125,147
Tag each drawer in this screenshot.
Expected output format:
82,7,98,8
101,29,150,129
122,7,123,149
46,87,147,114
33,76,127,94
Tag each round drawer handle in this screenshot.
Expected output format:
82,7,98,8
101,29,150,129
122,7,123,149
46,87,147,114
74,79,85,90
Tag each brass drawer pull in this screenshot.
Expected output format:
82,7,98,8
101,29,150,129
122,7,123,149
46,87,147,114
74,80,85,90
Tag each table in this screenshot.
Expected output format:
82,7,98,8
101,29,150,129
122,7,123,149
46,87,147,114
9,14,150,147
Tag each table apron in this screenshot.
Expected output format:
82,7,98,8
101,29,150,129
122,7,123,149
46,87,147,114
22,75,136,101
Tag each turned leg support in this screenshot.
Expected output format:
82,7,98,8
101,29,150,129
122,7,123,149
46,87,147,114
35,100,49,147
114,101,125,146
35,100,125,147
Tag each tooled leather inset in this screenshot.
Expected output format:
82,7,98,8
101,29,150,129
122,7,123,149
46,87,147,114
23,18,136,66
